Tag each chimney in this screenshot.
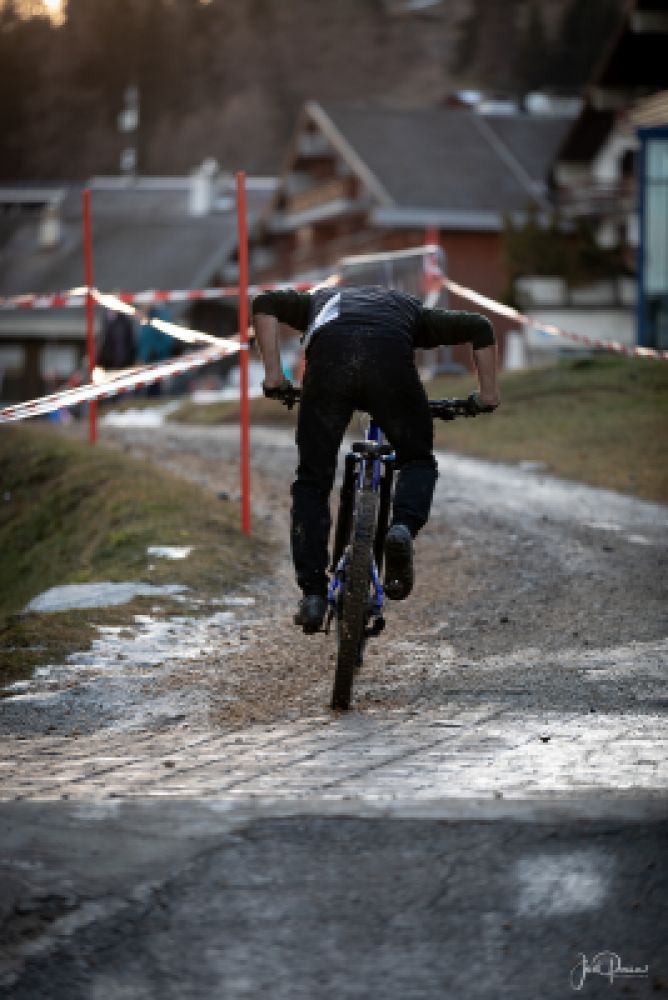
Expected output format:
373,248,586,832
189,157,219,216
38,198,62,250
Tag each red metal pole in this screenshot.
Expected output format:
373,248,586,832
236,172,251,536
82,188,97,444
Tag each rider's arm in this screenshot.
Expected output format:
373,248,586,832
416,307,499,408
415,307,495,351
253,313,285,387
252,290,311,388
472,344,500,409
252,290,310,330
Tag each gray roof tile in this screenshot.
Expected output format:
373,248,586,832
319,105,572,215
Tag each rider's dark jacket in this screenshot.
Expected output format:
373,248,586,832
251,286,495,353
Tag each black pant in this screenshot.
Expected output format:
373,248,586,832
291,328,438,596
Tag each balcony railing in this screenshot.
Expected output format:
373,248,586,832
554,181,636,217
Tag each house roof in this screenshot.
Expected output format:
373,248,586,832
0,180,271,301
310,104,572,222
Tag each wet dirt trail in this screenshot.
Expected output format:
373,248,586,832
105,420,668,743
3,418,665,799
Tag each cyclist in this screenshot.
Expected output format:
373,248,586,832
252,284,499,633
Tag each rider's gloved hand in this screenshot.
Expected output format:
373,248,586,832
262,377,293,400
466,392,498,415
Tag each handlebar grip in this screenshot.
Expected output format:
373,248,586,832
428,398,475,420
263,382,301,409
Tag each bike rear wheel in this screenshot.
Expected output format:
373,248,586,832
332,488,378,710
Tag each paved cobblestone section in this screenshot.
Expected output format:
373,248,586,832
3,668,667,801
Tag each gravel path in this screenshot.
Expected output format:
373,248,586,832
109,420,668,712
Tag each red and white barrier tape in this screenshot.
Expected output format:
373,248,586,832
0,341,244,424
0,280,316,312
3,249,663,360
90,289,226,347
438,274,668,361
1,282,249,422
0,276,346,423
4,246,664,425
0,288,88,310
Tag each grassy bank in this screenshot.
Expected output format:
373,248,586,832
169,356,667,504
0,424,267,685
170,394,298,428
429,356,668,504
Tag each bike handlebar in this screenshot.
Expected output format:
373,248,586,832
271,386,488,419
271,384,302,410
428,397,480,420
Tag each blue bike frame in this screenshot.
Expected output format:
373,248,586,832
327,419,393,622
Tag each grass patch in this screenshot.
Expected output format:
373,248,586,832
0,424,268,686
428,355,668,503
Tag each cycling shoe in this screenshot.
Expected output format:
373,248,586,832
294,594,327,633
383,523,414,600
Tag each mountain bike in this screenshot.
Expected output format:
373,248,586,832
278,388,479,710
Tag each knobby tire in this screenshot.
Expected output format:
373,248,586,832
332,488,378,710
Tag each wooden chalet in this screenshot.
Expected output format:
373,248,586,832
238,101,573,363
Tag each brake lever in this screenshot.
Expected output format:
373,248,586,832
280,387,301,410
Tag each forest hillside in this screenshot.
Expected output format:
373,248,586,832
0,0,623,179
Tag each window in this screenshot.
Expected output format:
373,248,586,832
0,345,25,373
40,344,78,379
639,128,668,349
0,345,26,399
